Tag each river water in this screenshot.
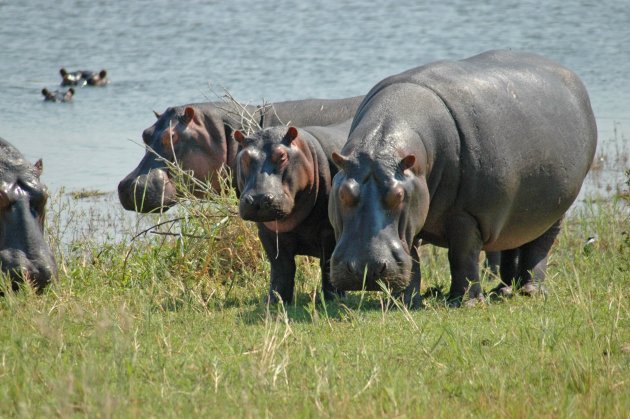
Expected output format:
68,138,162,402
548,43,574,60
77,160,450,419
1,0,628,201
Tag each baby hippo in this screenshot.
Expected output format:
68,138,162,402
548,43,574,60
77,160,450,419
234,123,350,304
41,88,74,102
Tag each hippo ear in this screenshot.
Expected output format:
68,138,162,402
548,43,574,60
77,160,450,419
399,154,416,172
34,159,43,177
233,130,246,144
332,152,350,170
183,107,196,125
153,110,161,119
283,126,299,145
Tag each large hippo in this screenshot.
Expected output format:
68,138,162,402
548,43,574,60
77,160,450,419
328,50,597,306
234,122,350,303
118,96,364,212
0,138,57,292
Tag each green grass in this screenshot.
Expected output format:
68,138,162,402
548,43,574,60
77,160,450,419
1,176,629,418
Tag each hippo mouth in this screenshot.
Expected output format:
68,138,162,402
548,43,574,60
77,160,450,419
329,235,413,292
118,168,178,213
239,203,290,223
238,193,292,223
330,261,411,292
0,253,55,293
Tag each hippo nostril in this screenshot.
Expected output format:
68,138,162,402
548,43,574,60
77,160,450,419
346,260,358,275
261,194,274,209
379,262,387,275
243,194,255,206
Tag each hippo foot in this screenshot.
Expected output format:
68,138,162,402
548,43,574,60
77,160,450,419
489,284,514,299
265,291,292,306
446,293,485,308
519,283,547,297
446,295,463,308
322,288,346,301
463,294,486,308
402,292,423,309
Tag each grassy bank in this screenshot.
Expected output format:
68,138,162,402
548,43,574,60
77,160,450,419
1,178,629,417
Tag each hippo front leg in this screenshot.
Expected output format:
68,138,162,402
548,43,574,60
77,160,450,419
401,238,423,308
320,231,345,301
258,227,297,304
446,214,484,307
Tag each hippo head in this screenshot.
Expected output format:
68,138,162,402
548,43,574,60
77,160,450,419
234,126,317,232
0,144,57,292
118,106,230,213
329,150,426,292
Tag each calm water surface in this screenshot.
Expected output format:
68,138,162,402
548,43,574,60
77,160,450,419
1,0,628,198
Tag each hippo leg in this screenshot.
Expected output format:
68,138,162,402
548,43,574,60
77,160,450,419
401,239,423,308
484,251,501,276
319,253,345,301
514,219,562,296
489,248,520,297
258,228,296,304
446,214,484,307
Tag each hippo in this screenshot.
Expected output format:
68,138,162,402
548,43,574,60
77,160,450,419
328,50,597,306
0,138,57,292
86,70,108,86
234,122,350,303
118,96,364,213
60,68,108,86
42,87,74,102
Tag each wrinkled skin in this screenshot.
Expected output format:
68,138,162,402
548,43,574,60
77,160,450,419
60,68,108,87
118,96,364,213
42,88,74,102
329,50,597,306
0,138,57,292
235,123,350,304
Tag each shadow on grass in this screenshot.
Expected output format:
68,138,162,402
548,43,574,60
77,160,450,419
234,285,478,325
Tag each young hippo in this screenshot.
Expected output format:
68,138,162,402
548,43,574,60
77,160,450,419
41,88,74,102
234,122,350,304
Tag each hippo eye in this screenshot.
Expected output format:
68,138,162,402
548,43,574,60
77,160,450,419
271,148,288,166
384,184,405,210
339,179,360,207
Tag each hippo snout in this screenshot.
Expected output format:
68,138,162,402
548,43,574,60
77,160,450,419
239,192,286,222
118,168,176,213
0,249,56,292
330,235,412,292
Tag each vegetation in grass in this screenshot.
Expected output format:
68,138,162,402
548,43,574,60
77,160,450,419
1,114,628,416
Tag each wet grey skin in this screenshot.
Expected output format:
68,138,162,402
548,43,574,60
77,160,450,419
117,96,364,213
0,138,57,292
328,50,597,307
234,122,351,304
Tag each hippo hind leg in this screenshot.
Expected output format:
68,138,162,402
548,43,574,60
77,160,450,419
492,219,561,297
490,248,520,297
515,219,562,296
